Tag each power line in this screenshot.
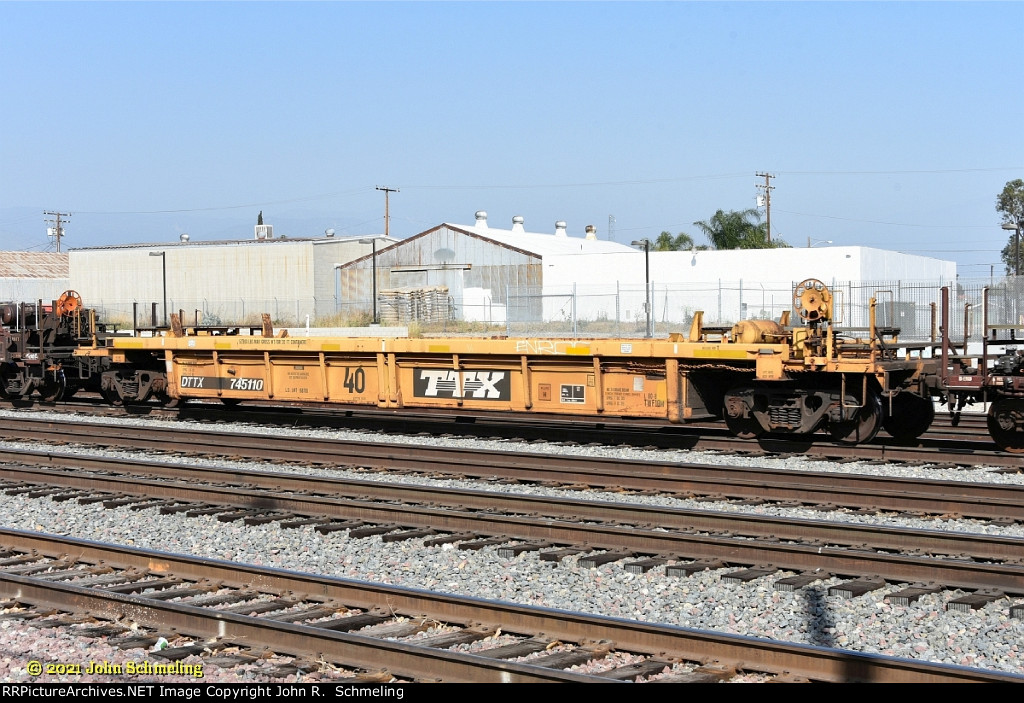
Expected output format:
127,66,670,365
774,209,1001,229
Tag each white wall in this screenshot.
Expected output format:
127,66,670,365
539,246,957,326
70,237,378,325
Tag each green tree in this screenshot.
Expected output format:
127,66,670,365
653,230,707,251
996,179,1024,275
693,208,790,249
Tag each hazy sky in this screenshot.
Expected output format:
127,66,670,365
1,1,1021,278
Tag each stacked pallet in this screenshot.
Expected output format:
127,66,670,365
378,286,451,324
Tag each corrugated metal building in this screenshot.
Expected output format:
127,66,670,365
335,211,636,323
69,229,390,326
0,252,70,303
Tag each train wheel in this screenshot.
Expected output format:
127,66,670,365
987,399,1024,454
829,394,882,445
0,366,18,400
101,386,124,406
37,373,66,402
882,393,935,442
724,412,764,440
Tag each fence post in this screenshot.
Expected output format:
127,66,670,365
615,280,620,336
572,283,577,338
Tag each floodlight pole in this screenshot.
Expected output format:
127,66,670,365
148,251,167,326
631,239,652,338
359,237,381,325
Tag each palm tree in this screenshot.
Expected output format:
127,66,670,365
693,209,767,249
654,231,703,251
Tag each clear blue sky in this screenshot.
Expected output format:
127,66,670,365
1,1,1021,278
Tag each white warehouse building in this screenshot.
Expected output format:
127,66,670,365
542,245,958,334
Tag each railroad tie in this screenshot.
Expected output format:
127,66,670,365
774,572,833,592
538,548,586,563
946,588,1006,612
652,663,738,683
721,564,778,584
496,542,557,558
665,559,726,577
316,610,392,633
885,582,943,606
578,552,632,569
409,625,496,650
472,638,553,660
828,575,887,599
593,658,678,681
519,642,612,670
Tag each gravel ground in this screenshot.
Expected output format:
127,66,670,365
1,407,1023,682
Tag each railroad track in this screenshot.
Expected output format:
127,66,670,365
1,415,1022,521
1,529,1019,683
2,441,1024,603
7,397,1015,466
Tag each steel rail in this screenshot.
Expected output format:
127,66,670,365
5,401,1017,466
2,416,1023,520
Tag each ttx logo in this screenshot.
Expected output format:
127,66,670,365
415,370,509,400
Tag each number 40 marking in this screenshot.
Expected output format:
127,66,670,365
343,367,366,394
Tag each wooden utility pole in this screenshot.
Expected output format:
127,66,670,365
755,173,775,243
376,186,399,238
43,211,72,252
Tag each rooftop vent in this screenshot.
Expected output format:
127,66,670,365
585,225,597,241
179,233,190,243
511,216,525,233
554,221,568,237
255,224,274,240
474,211,488,230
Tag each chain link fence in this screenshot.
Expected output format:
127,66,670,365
84,275,1023,340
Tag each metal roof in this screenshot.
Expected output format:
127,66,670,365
69,235,368,252
0,252,69,278
443,220,636,257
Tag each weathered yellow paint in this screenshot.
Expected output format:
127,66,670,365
692,348,748,359
90,326,926,423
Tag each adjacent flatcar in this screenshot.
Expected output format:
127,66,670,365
938,286,1024,453
0,291,104,401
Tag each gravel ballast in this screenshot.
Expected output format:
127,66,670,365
1,408,1022,682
